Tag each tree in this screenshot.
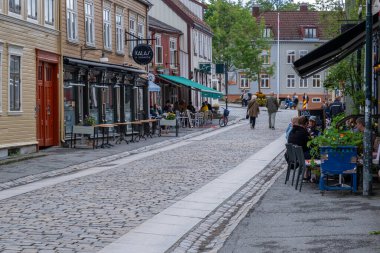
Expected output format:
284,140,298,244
316,0,364,112
205,0,273,92
248,0,299,11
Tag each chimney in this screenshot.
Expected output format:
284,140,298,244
300,3,308,12
252,5,260,18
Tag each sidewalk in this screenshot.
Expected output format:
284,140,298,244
0,117,238,190
220,169,380,253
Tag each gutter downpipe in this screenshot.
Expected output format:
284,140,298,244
363,0,373,196
59,0,65,145
277,12,280,101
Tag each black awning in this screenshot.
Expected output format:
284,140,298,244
293,14,379,78
63,57,147,74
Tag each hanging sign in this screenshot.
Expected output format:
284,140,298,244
132,44,153,65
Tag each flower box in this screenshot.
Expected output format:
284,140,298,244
160,119,177,127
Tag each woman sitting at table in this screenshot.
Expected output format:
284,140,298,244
150,104,162,118
200,102,209,112
288,116,311,159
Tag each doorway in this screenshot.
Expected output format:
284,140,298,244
36,60,59,147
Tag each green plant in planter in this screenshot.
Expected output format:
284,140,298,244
308,123,363,160
83,115,96,126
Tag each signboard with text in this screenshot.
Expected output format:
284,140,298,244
132,44,153,65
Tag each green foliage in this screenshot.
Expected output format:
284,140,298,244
256,98,267,106
369,231,380,235
83,115,96,126
205,0,273,89
165,112,176,120
249,0,299,11
308,115,363,159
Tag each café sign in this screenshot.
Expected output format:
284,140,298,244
132,44,153,65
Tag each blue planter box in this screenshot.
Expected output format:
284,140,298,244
319,146,358,192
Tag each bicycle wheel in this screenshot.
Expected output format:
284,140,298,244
219,117,226,127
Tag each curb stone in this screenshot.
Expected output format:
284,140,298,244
168,152,286,253
0,118,242,191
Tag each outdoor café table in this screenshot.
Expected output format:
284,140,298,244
140,119,159,138
114,122,131,144
131,121,144,142
95,123,116,148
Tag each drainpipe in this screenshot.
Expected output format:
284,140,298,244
59,0,65,145
363,0,373,196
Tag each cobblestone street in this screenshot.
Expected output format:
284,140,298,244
0,109,294,252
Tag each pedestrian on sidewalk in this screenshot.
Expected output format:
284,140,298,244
247,95,260,129
266,91,279,130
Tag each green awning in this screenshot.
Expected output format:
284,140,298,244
159,74,224,99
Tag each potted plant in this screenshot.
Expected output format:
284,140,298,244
160,112,177,126
83,115,96,126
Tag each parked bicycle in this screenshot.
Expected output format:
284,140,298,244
219,107,229,127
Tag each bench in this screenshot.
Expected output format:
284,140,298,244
70,125,96,149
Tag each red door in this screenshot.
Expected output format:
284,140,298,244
36,61,57,147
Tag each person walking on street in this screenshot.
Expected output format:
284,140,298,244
266,91,279,129
247,95,260,129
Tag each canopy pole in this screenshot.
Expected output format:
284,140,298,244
363,0,373,196
276,12,280,101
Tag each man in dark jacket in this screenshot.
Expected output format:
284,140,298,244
288,116,311,159
329,97,344,118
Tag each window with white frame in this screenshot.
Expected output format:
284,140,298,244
193,30,198,56
27,0,37,20
129,12,136,55
299,78,308,88
9,46,23,112
287,74,295,88
103,6,111,50
199,33,203,57
240,74,249,88
155,34,163,64
45,0,54,25
84,1,95,46
9,0,21,15
0,44,2,112
66,0,78,41
263,27,271,38
312,74,321,87
116,9,124,53
304,28,317,38
287,50,295,64
299,50,308,58
312,97,321,103
169,38,177,68
137,16,144,44
262,50,270,64
260,74,269,88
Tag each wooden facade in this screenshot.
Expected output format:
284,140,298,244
61,0,150,139
0,1,60,157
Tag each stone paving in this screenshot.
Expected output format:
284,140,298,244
0,108,295,252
